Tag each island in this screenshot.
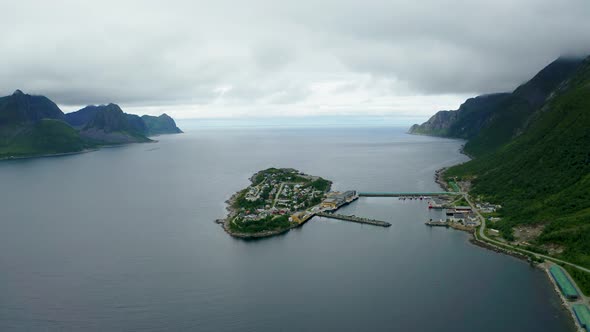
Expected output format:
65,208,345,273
219,168,360,238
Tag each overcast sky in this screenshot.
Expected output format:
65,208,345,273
1,0,589,123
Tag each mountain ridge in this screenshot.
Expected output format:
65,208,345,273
416,55,590,267
409,57,585,157
0,91,183,159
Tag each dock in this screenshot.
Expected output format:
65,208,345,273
316,212,391,227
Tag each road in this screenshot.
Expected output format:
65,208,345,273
271,183,286,208
463,193,590,274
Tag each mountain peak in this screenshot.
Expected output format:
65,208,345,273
12,89,24,96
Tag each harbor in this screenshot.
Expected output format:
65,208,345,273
316,212,391,227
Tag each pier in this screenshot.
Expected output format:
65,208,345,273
358,191,460,197
316,212,391,227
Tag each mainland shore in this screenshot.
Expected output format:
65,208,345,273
434,165,586,331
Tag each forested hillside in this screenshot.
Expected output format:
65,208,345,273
444,56,590,266
410,57,583,157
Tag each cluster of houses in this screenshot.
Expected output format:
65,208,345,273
446,206,479,226
275,184,324,211
245,185,262,202
238,170,328,224
476,202,502,213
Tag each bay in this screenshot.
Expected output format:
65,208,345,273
0,127,574,331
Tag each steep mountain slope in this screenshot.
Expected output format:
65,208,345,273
67,106,182,137
1,91,184,159
78,104,151,144
410,57,584,157
141,114,183,135
64,105,101,128
0,90,86,158
0,90,64,125
409,93,510,138
445,56,590,266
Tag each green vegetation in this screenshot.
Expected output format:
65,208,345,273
309,178,331,191
230,215,295,233
445,57,590,267
410,58,583,158
448,180,460,192
0,91,183,159
233,189,263,210
252,168,307,185
0,119,88,158
453,197,469,206
141,114,182,135
563,265,590,296
521,245,548,255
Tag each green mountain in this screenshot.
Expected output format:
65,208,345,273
0,90,87,158
410,57,584,157
74,103,152,144
438,56,590,267
0,89,65,125
141,114,183,135
1,91,183,159
66,106,182,138
409,93,510,139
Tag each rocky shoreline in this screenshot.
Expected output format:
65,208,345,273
436,162,582,331
434,167,449,191
0,139,161,162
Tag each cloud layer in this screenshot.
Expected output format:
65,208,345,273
1,0,589,120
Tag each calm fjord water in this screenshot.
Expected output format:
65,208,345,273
0,127,574,331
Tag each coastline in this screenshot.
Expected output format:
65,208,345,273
219,188,303,239
434,159,584,331
0,148,100,162
0,139,161,162
543,264,587,332
218,170,335,239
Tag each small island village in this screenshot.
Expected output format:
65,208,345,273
219,167,501,238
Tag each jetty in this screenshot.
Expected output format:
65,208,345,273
358,191,460,197
316,212,391,227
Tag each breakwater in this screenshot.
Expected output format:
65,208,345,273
316,212,391,227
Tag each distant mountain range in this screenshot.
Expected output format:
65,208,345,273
410,56,590,267
0,90,182,158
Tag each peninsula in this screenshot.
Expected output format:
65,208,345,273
219,168,362,238
0,90,182,160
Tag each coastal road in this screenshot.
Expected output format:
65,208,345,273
464,194,590,274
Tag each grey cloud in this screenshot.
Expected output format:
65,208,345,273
0,0,589,111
